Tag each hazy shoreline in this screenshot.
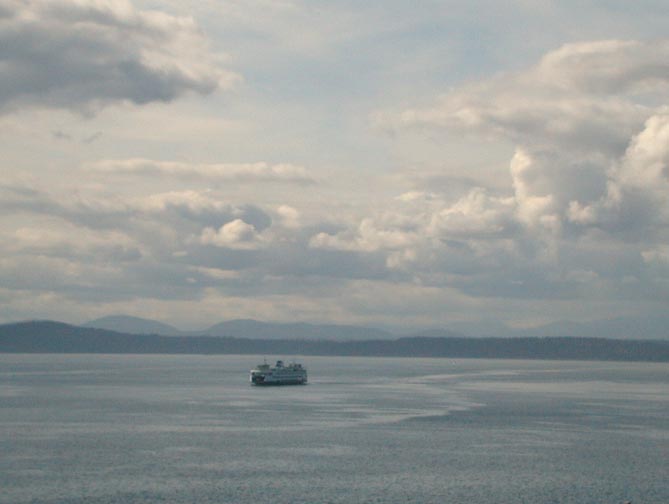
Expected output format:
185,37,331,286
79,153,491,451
2,320,668,362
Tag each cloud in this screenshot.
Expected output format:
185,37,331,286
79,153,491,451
565,110,669,234
618,111,669,197
0,183,273,243
139,191,273,232
0,0,239,114
276,205,301,228
307,39,669,305
642,245,669,266
51,130,73,141
377,39,669,156
0,175,401,313
374,39,669,240
4,31,669,326
9,39,669,316
309,218,418,253
89,158,314,184
428,188,518,238
83,131,103,144
200,219,265,250
535,40,669,95
10,225,141,262
0,182,278,302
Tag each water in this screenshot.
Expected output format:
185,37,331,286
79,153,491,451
1,354,667,504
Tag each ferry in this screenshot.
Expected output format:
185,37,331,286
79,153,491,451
250,359,307,386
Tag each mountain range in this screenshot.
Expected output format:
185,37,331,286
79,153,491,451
2,320,669,362
83,315,397,340
82,314,669,340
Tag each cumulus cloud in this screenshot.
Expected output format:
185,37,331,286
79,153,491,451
310,218,418,253
200,219,265,249
4,33,669,324
429,188,517,238
0,181,284,303
0,0,238,114
319,38,669,304
374,39,669,240
377,39,669,156
276,205,301,228
565,111,669,234
0,183,273,243
89,158,314,184
617,111,669,197
0,173,404,313
8,34,669,313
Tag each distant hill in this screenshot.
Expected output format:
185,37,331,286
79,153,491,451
2,320,669,362
83,315,181,336
79,314,669,341
411,328,472,339
517,316,669,340
202,319,393,340
84,315,395,340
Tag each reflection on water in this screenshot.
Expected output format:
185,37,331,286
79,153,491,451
1,354,668,503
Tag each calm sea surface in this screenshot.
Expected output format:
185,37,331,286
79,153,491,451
1,354,667,504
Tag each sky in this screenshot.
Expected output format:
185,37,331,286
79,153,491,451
2,0,669,331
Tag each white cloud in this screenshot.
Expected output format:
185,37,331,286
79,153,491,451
9,33,669,319
0,0,238,114
140,190,227,213
200,219,265,250
618,111,669,195
89,158,314,184
10,225,141,261
396,191,438,203
509,150,558,231
377,39,669,156
276,205,301,228
0,183,274,252
642,246,669,265
132,190,271,229
535,40,669,95
287,38,668,309
565,110,669,232
5,11,669,329
428,188,517,238
310,218,417,253
375,39,669,243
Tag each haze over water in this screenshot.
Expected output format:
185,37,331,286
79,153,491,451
1,354,667,503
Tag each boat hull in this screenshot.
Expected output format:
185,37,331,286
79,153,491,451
250,374,307,386
251,379,307,386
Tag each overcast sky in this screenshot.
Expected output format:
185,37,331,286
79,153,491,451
2,0,669,330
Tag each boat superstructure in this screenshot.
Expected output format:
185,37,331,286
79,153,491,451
250,360,307,385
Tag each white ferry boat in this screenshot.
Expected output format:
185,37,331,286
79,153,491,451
250,359,307,386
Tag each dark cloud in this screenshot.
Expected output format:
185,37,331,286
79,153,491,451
0,0,238,114
51,130,73,141
82,131,102,144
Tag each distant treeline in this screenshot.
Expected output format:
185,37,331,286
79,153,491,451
1,320,669,362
